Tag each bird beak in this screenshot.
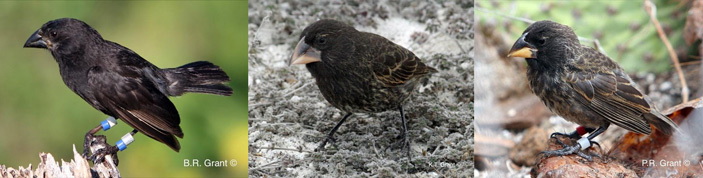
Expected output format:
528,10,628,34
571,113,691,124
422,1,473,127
24,29,48,49
289,36,321,66
507,32,537,58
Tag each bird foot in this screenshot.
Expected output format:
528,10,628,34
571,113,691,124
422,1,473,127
315,136,337,152
390,131,412,161
541,149,600,162
83,134,119,166
540,136,601,161
401,135,412,163
87,145,120,166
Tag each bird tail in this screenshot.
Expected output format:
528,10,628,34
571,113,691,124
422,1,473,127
646,111,679,135
164,61,233,96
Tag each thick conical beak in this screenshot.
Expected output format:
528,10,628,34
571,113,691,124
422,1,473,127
24,30,47,49
507,32,537,58
289,36,321,66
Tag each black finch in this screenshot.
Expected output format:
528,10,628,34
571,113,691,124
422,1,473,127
289,19,437,159
24,18,232,160
507,20,678,159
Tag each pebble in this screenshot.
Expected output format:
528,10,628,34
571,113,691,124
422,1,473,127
660,81,672,91
646,73,655,83
290,96,302,102
460,62,470,69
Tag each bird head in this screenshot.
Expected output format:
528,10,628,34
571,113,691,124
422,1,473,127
24,18,103,52
507,20,579,67
289,19,356,67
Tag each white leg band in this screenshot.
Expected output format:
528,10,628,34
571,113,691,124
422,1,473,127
116,133,135,151
578,137,591,150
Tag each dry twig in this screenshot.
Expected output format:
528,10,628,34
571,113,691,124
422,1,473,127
644,0,690,102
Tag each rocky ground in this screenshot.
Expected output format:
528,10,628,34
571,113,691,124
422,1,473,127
247,0,473,177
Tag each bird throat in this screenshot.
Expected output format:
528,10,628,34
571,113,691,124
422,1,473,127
526,58,559,73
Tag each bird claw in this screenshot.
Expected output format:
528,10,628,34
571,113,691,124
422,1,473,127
573,149,602,162
574,151,593,161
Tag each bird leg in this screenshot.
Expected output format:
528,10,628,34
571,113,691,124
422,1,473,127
398,106,412,162
541,125,608,161
115,129,138,152
388,106,413,162
316,113,353,152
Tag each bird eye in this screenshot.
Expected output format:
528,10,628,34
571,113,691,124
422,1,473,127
317,37,327,44
537,38,546,45
50,31,58,38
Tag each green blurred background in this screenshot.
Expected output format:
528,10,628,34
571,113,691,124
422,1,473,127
477,0,693,73
0,1,248,177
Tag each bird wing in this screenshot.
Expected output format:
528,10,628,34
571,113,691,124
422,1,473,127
87,64,183,151
370,41,436,87
564,67,654,134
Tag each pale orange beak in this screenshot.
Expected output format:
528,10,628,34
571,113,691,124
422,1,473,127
507,32,537,58
289,36,321,66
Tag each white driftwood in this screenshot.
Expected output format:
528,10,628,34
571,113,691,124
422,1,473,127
0,145,120,178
